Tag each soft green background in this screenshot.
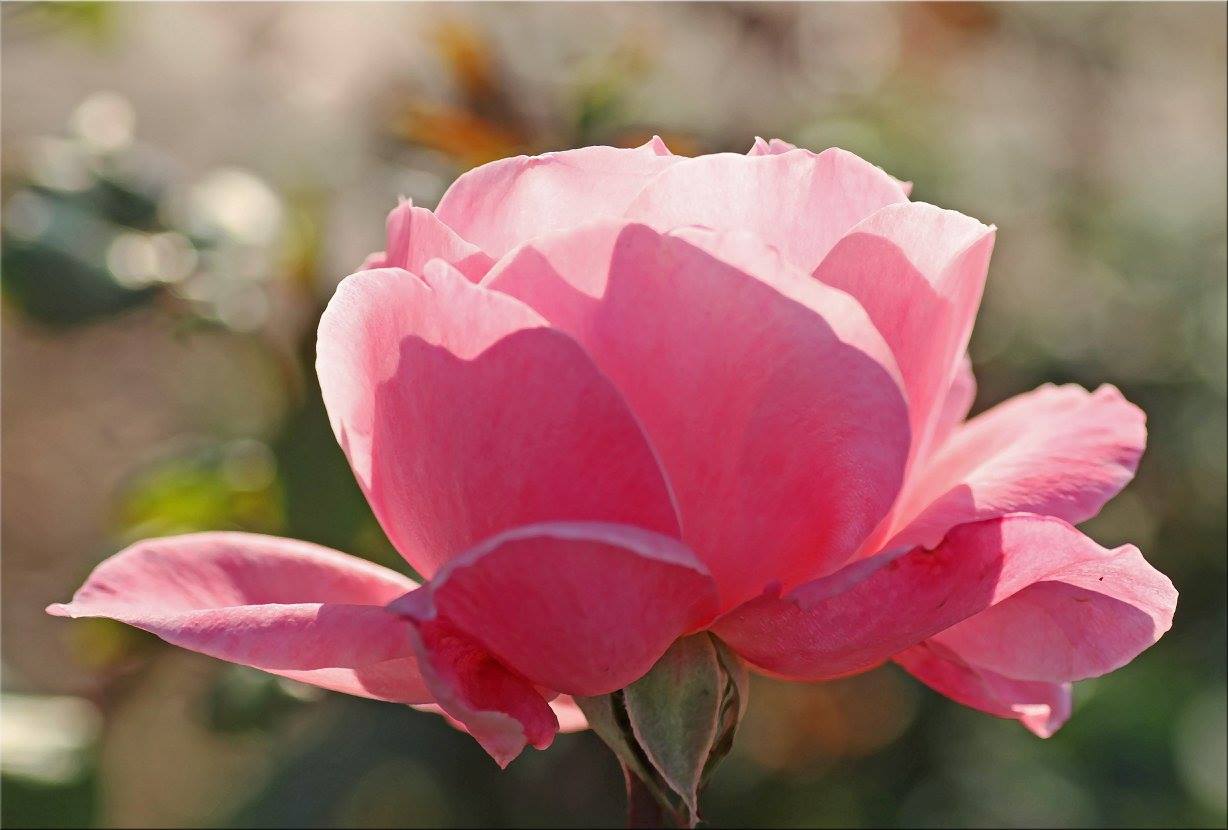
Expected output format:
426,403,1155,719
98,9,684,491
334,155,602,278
2,3,1224,827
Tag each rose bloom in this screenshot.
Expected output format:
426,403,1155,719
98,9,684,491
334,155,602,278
50,138,1176,767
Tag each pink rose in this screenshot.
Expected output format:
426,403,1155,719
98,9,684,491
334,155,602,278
49,138,1176,768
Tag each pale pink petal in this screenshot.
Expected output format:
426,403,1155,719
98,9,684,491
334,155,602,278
624,147,909,272
316,262,680,578
361,200,494,282
485,221,910,608
928,354,977,457
433,137,679,258
548,695,589,733
664,225,908,390
391,521,718,765
273,661,430,703
894,641,1072,737
359,250,387,270
413,695,587,738
929,542,1175,682
746,137,913,194
712,515,1175,682
813,201,996,468
46,533,432,704
888,384,1146,551
747,136,798,156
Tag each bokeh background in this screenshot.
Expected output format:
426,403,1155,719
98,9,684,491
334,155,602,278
2,2,1225,827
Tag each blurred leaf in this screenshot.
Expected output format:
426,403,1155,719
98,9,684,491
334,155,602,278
203,666,318,734
114,441,283,539
66,617,155,671
1,194,158,326
3,1,116,43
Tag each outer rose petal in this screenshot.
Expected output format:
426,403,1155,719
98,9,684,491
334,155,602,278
46,533,432,704
359,250,388,271
548,695,589,733
411,696,587,736
813,201,996,467
361,200,494,282
712,515,1175,682
406,616,558,768
741,139,918,197
929,541,1175,682
928,354,977,458
390,521,719,765
485,221,910,607
433,137,679,258
747,137,914,195
316,263,680,578
747,136,798,156
888,383,1146,551
392,522,719,695
894,641,1072,737
624,147,909,271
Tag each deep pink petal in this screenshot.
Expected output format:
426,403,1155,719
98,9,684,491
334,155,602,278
888,383,1146,550
391,521,717,765
813,201,996,468
46,533,431,703
894,641,1072,737
316,262,680,578
392,521,719,696
433,137,679,258
361,200,494,281
485,221,910,607
407,616,558,768
624,147,908,272
712,515,1175,682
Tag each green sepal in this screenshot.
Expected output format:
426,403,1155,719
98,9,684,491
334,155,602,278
576,633,750,827
573,690,685,822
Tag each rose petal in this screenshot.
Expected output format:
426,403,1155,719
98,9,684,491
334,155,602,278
747,136,798,156
272,661,430,703
888,383,1146,551
929,542,1175,682
413,695,588,738
894,641,1072,737
485,221,910,607
392,521,719,696
391,521,718,765
361,199,494,281
433,137,679,258
316,262,680,578
928,354,977,458
813,201,996,466
46,532,431,703
746,137,913,195
624,147,909,271
548,695,589,733
712,514,1175,682
407,616,558,768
